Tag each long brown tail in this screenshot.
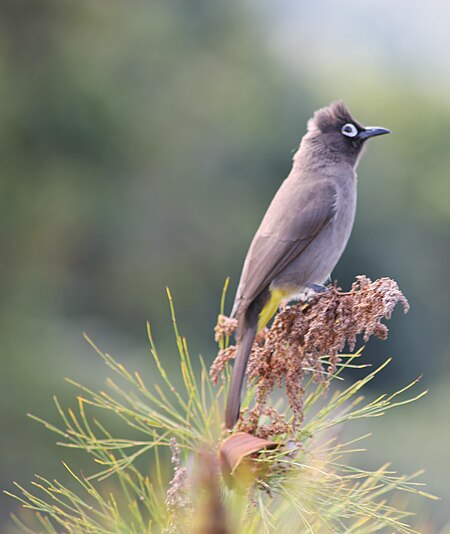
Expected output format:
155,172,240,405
225,322,257,429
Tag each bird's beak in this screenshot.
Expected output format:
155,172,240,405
358,126,391,140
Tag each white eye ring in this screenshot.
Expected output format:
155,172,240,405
341,123,358,138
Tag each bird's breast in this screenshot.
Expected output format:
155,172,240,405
332,176,357,250
271,175,357,292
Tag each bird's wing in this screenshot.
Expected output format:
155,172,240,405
232,180,337,317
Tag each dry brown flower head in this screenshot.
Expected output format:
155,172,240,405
211,276,409,434
164,438,193,533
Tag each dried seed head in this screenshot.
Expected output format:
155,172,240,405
214,315,238,343
211,276,408,434
165,438,193,533
210,346,236,385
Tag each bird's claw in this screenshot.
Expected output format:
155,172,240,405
308,283,328,293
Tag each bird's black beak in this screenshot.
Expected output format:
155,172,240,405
358,126,391,140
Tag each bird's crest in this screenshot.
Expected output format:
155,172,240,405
308,101,361,134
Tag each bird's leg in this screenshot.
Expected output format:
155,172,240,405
307,283,328,293
280,284,328,312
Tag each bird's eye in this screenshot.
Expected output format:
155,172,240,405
341,123,358,138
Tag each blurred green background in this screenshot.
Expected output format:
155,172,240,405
1,0,449,531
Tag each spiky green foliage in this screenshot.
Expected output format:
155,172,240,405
5,286,437,533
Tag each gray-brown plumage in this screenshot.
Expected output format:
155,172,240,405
225,101,390,429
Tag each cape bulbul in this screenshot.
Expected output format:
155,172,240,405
225,101,390,429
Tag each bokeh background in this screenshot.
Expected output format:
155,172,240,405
1,0,449,530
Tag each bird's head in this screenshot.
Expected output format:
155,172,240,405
306,101,390,165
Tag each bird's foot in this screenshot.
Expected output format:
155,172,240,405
307,283,328,293
280,285,329,312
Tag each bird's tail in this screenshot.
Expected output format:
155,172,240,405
225,321,257,429
225,288,286,429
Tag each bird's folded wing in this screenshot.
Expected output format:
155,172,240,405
232,180,337,316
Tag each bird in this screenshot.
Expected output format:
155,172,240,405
225,101,390,429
